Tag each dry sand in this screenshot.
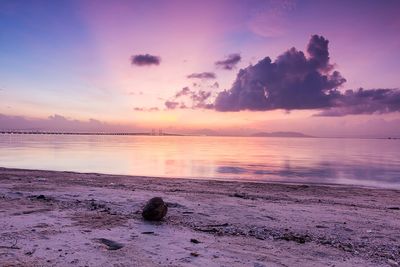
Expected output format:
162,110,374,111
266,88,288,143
0,167,399,267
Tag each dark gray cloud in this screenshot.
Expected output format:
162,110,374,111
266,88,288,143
131,54,161,66
215,53,241,70
307,34,331,71
214,35,346,111
316,88,400,116
187,72,216,79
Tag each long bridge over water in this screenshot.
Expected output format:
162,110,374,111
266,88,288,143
0,130,180,136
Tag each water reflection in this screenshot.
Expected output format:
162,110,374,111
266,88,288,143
216,160,399,187
0,134,399,189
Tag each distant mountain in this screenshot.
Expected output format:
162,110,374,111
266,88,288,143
251,131,314,138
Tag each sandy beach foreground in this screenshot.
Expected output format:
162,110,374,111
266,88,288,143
0,168,399,267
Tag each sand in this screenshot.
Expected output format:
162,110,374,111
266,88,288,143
0,167,399,267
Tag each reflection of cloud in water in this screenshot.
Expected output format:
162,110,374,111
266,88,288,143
216,160,400,185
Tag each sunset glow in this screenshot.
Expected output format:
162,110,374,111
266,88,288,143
1,0,399,137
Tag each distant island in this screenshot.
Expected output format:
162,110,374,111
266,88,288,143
251,131,314,138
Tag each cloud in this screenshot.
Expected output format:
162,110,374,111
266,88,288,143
129,91,143,96
187,72,216,79
164,101,181,110
0,114,134,132
131,54,161,66
175,86,191,98
191,90,213,109
215,54,241,70
214,35,346,111
165,87,213,110
133,107,159,112
316,88,400,116
159,34,400,116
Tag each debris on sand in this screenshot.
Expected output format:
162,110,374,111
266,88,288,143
30,195,51,201
206,223,229,227
280,232,311,244
190,252,199,257
142,197,168,221
190,238,201,244
230,192,255,200
87,199,110,212
141,231,155,235
232,192,247,198
96,238,124,250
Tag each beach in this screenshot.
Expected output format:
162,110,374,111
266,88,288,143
0,167,399,267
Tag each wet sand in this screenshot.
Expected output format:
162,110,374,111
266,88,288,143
0,167,399,266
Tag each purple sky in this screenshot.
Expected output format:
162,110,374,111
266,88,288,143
0,0,399,137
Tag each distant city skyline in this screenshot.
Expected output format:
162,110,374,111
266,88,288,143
1,0,400,137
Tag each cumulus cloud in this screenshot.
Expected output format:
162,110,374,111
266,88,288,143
214,35,346,111
131,54,161,66
215,53,241,70
316,88,400,116
187,72,216,79
159,35,400,116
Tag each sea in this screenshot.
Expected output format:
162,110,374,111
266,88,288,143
0,134,399,189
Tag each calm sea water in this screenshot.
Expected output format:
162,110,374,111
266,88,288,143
0,134,399,189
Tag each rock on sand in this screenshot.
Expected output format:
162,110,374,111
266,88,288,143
142,197,168,221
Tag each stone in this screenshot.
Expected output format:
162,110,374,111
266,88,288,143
96,238,124,250
142,197,168,221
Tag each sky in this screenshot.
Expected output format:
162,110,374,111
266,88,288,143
0,0,399,137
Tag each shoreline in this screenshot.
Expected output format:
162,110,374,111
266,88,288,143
1,167,394,190
0,167,399,266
